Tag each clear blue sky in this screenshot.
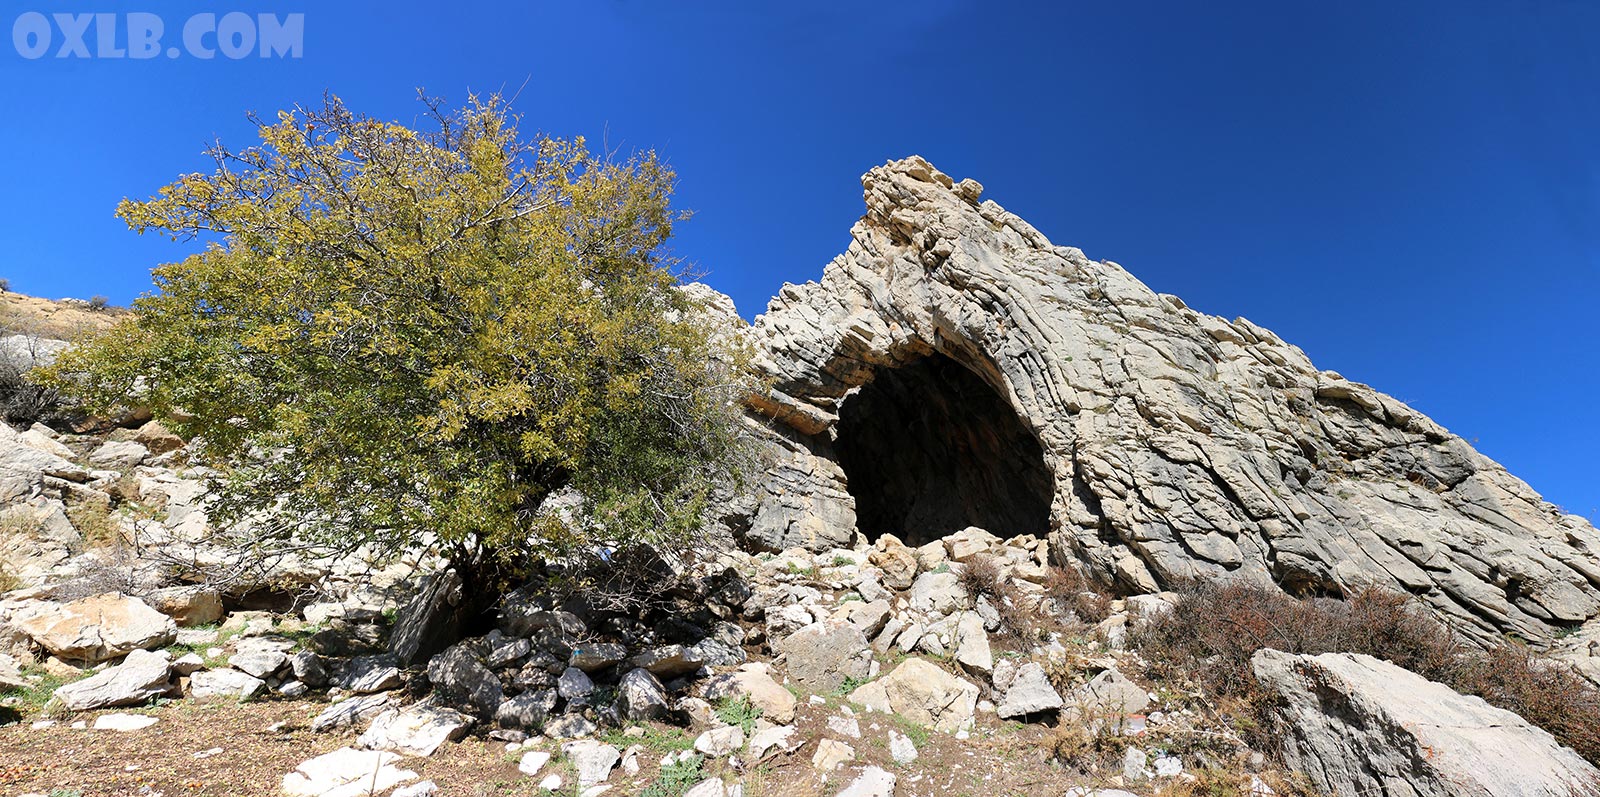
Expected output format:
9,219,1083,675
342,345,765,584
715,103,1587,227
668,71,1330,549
2,1,1596,519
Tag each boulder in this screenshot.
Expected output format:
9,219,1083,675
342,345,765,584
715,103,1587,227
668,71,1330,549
630,644,707,679
772,620,871,694
228,649,288,679
52,648,172,710
188,668,266,700
835,766,897,797
616,667,670,721
811,738,854,771
907,571,966,615
868,538,918,590
694,725,745,757
88,440,149,469
495,689,557,730
16,593,176,663
559,739,620,787
357,704,472,757
953,611,992,674
1252,649,1600,797
281,747,418,797
1067,668,1148,716
426,642,502,718
144,586,224,627
701,663,797,723
339,655,403,694
312,692,398,732
996,662,1064,719
850,657,978,733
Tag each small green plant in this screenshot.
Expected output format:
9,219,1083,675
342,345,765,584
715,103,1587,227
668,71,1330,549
832,675,868,698
638,756,704,797
602,725,694,754
830,555,855,567
715,695,760,734
892,714,930,748
49,789,84,797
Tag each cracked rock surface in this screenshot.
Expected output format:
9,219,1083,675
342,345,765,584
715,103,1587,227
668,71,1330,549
728,155,1600,646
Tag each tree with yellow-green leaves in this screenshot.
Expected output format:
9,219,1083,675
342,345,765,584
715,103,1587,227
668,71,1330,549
41,93,754,603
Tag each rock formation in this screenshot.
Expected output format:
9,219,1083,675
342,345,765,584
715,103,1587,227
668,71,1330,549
736,155,1600,646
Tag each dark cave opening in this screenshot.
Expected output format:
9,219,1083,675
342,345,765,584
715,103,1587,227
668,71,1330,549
834,353,1054,547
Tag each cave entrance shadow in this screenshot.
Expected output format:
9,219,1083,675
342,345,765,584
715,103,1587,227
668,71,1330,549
834,352,1053,547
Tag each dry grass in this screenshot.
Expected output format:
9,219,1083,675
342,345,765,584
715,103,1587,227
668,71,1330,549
1134,579,1600,765
1041,564,1113,624
1045,710,1130,775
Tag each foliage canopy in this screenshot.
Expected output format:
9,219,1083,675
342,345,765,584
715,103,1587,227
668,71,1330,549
43,93,753,572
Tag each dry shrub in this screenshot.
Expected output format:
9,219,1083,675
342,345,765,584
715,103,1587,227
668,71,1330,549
1135,578,1600,766
1448,642,1600,765
1046,711,1130,774
1166,769,1322,797
1042,564,1113,624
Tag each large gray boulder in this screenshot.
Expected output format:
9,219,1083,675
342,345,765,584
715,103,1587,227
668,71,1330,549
14,593,177,663
53,648,172,710
726,155,1600,646
848,657,978,733
772,620,871,694
1252,649,1600,796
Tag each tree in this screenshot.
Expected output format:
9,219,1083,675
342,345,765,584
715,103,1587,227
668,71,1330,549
41,93,753,600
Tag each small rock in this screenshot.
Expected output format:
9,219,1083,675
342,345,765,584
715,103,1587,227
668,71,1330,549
391,781,439,797
311,693,397,732
694,725,746,757
888,730,918,765
811,738,854,771
189,668,266,701
834,765,895,797
518,750,551,776
560,739,621,787
92,713,159,731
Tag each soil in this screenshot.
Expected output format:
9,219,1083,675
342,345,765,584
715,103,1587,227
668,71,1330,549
0,693,1132,797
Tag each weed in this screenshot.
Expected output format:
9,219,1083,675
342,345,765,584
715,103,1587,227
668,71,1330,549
715,695,760,734
638,756,705,797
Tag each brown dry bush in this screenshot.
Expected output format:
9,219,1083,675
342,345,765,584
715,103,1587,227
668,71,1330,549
1134,578,1600,766
1448,642,1600,766
1046,710,1131,774
1042,564,1113,624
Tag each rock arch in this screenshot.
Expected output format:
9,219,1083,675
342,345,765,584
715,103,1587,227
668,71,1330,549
726,155,1600,648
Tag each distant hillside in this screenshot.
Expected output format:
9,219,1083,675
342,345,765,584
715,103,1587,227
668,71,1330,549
0,290,127,341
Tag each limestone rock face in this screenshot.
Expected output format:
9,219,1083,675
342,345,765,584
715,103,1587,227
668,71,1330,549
15,593,177,663
1252,649,1600,796
732,155,1600,645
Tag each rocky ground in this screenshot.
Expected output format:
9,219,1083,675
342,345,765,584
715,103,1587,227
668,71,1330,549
7,150,1600,797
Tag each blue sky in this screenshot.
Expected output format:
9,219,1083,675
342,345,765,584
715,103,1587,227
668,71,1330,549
2,1,1596,518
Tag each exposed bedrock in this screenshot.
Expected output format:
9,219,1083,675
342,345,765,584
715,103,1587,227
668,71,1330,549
727,155,1600,647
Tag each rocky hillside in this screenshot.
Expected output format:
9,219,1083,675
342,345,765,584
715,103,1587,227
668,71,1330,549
733,156,1600,652
3,160,1600,797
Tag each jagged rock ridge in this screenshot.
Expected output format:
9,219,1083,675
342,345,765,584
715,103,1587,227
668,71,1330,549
733,155,1600,646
